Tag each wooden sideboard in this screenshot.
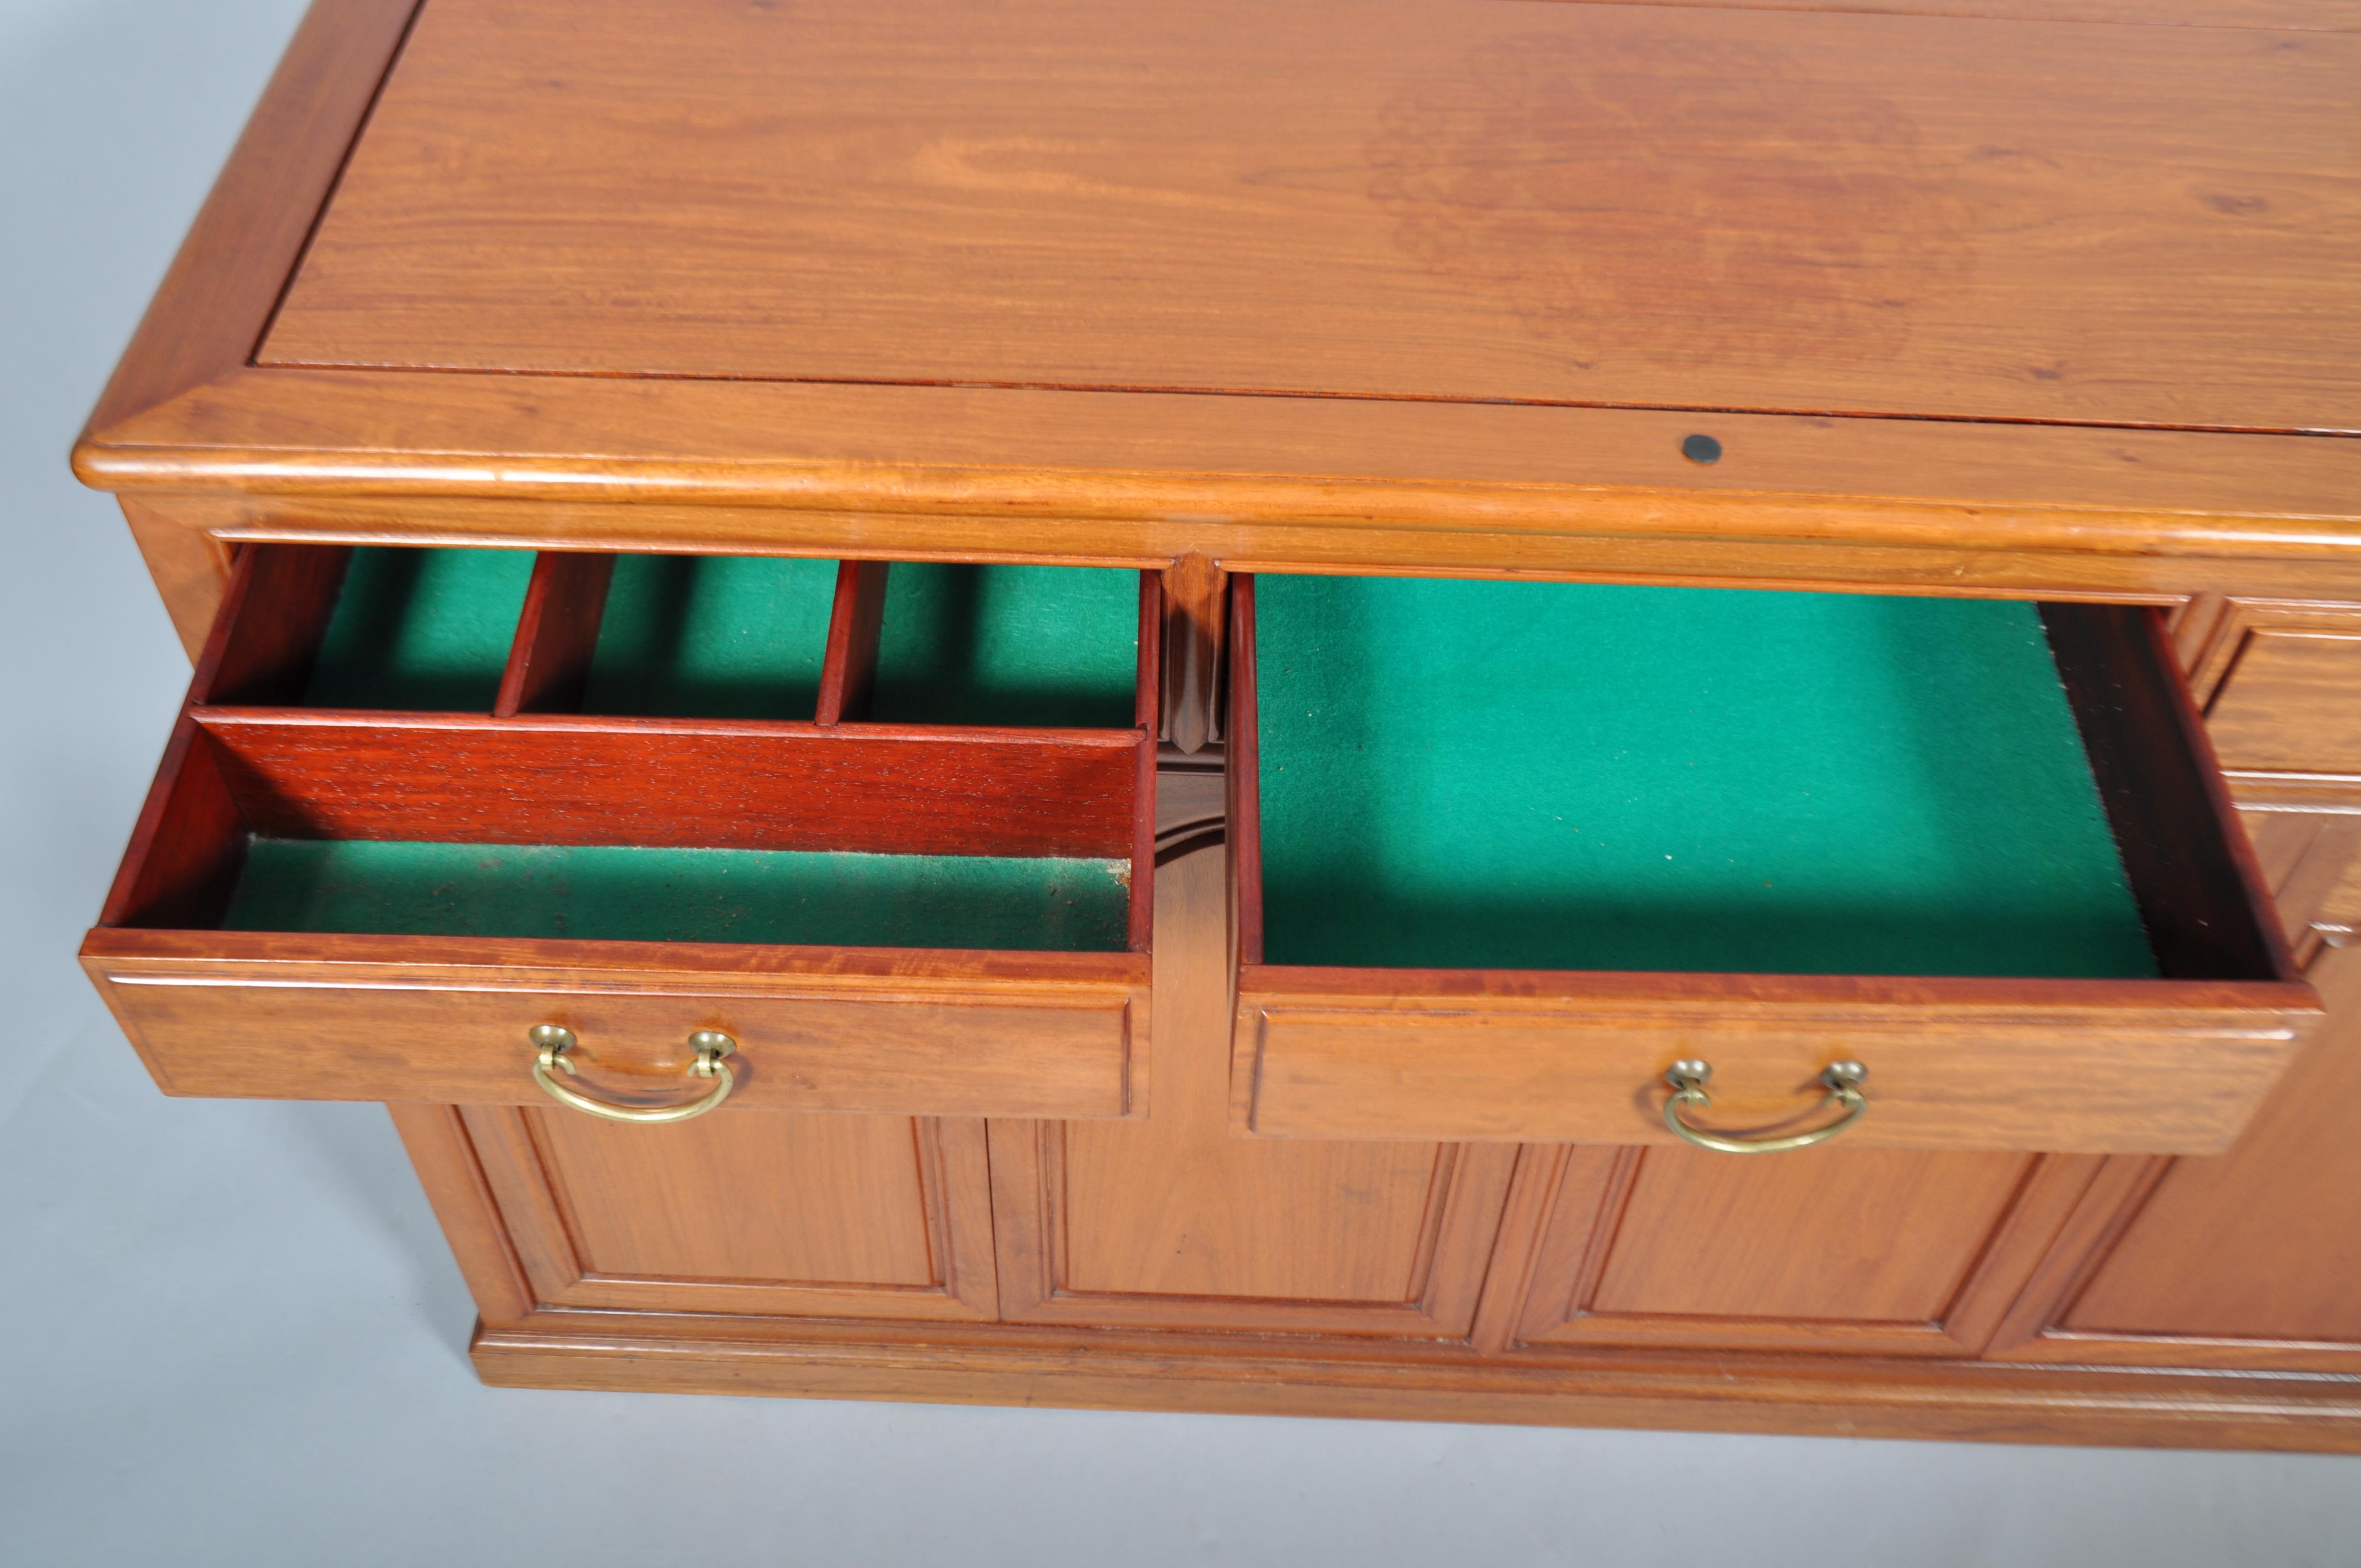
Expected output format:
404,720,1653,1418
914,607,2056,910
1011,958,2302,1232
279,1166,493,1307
73,0,2361,1449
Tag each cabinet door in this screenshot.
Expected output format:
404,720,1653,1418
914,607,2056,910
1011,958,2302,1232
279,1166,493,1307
399,1104,998,1324
1503,1142,2098,1355
1988,815,2361,1370
989,837,1517,1337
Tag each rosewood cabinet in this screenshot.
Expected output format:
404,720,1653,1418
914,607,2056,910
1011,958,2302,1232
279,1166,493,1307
72,0,2361,1449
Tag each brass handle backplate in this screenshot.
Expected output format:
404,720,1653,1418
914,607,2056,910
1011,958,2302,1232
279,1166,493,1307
529,1024,737,1124
1661,1059,1867,1154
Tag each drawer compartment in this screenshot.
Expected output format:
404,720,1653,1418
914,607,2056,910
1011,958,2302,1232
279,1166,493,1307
1230,575,2319,1153
85,546,1158,1120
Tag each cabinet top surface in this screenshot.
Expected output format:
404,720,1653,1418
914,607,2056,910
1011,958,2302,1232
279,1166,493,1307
273,0,2361,433
74,0,2361,560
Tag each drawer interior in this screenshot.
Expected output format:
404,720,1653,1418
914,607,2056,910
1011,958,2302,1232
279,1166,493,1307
106,545,1158,957
225,547,1147,728
1234,574,2280,985
579,553,839,718
223,840,1131,952
301,546,535,711
869,563,1144,728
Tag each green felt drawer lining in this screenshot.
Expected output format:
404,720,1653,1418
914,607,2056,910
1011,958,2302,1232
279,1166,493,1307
868,563,1140,728
1252,575,2158,980
224,839,1132,952
302,547,534,711
296,549,1141,727
581,554,839,719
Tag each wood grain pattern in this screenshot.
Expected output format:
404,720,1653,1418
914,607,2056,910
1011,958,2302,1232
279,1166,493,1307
494,551,614,716
113,486,2361,634
461,1107,999,1321
386,1102,536,1325
2206,628,2361,773
74,0,420,438
530,1110,937,1287
462,1321,2361,1452
1235,978,2311,1152
121,499,236,662
83,928,1144,1120
1546,1,2361,29
192,542,351,706
1981,816,2361,1369
1990,943,2361,1368
190,710,1142,859
2185,597,2361,690
100,716,247,933
813,562,888,726
77,368,2361,562
1159,554,1226,754
989,833,1515,1337
1509,1145,2102,1355
1590,1151,2029,1321
260,0,2360,435
68,0,2361,621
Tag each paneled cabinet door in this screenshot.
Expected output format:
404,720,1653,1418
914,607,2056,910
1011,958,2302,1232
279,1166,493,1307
1985,815,2361,1371
396,1104,999,1325
989,838,1518,1338
1500,1142,2101,1356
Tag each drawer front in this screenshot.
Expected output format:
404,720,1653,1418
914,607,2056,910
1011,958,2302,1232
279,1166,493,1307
87,932,1142,1119
1235,976,2303,1154
1228,576,2321,1155
2206,627,2361,774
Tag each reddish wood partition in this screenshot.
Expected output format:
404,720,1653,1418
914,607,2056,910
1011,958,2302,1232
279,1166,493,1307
815,560,891,726
192,710,1140,857
495,552,617,716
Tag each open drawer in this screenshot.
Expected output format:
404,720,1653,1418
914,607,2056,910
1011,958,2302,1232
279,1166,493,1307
1229,575,2321,1155
85,545,1158,1121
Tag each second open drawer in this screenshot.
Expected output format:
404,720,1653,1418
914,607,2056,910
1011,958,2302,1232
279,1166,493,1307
84,545,1160,1122
1228,575,2321,1155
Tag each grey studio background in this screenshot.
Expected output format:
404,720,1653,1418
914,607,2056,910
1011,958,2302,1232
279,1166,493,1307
2,2,2358,1564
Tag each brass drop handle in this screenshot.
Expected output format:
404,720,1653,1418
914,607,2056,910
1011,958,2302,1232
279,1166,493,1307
1661,1059,1867,1154
529,1024,737,1124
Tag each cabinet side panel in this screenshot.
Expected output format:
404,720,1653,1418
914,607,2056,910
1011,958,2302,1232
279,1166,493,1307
386,1102,536,1325
122,500,235,661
